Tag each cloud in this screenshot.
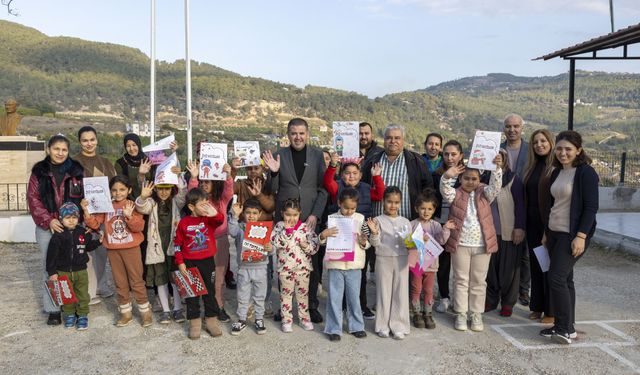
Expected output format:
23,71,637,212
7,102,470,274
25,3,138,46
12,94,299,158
366,0,636,17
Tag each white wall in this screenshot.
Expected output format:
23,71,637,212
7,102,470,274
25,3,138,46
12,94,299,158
0,215,36,243
599,186,640,211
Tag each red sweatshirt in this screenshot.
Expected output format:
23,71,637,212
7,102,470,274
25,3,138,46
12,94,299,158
323,165,385,204
173,212,225,265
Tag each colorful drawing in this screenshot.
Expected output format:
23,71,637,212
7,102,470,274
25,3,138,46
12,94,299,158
234,141,261,167
199,143,227,180
332,121,359,159
467,130,502,171
83,176,114,214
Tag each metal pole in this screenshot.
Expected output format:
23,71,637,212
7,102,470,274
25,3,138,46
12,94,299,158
568,59,575,131
150,0,156,143
620,151,627,186
609,0,615,33
185,0,193,160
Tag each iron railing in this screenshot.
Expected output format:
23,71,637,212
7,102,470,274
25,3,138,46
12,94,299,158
591,151,640,188
1,183,29,211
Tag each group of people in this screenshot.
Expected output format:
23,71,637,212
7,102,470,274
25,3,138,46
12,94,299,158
28,115,598,345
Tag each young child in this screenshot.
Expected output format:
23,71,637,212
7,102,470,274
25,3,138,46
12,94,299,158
440,154,502,332
407,190,454,329
323,154,384,320
228,198,273,335
82,175,152,328
486,149,526,317
174,187,225,340
368,186,412,340
192,163,234,323
46,202,101,330
271,198,319,333
135,160,197,324
320,187,369,341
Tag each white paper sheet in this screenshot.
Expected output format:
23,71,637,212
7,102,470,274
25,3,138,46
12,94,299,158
142,134,175,153
467,130,502,171
326,217,355,253
199,143,227,180
533,245,551,273
83,176,114,214
154,153,179,185
234,141,261,167
332,121,360,159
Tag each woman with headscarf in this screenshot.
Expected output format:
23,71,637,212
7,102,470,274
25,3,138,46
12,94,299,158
115,133,151,199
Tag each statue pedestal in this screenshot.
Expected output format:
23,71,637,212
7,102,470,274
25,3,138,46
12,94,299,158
0,136,45,211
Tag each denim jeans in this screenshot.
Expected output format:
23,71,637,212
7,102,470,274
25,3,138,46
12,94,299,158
324,268,364,335
35,226,58,313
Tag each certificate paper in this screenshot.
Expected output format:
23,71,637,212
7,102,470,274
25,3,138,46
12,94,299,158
467,130,502,171
332,121,360,159
326,217,355,253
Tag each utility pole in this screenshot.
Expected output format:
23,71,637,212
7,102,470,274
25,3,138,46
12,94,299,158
150,0,156,143
609,0,615,33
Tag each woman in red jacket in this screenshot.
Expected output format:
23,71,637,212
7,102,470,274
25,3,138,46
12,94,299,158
27,134,84,325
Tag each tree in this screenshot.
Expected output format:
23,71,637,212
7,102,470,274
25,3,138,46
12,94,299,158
3,0,18,16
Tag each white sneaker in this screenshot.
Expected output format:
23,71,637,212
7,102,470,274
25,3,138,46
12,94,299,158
377,331,389,338
281,322,293,333
300,320,314,331
436,298,450,313
470,312,484,332
89,297,102,306
392,332,405,340
454,313,468,331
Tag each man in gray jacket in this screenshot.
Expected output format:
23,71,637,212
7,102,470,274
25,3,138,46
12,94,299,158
500,114,530,306
263,117,328,323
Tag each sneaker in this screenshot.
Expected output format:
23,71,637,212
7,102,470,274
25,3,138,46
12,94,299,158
328,333,341,341
552,332,572,345
231,320,246,336
541,327,577,339
172,309,186,323
377,331,390,338
392,332,405,340
89,297,102,306
352,331,367,338
76,316,88,331
47,312,62,326
362,306,375,320
63,314,77,328
436,298,450,313
300,319,314,331
499,306,513,317
218,308,231,323
254,319,267,335
152,297,163,313
518,292,530,307
281,322,293,333
454,313,468,331
309,309,323,323
97,290,114,298
470,312,484,332
158,312,171,324
424,312,436,329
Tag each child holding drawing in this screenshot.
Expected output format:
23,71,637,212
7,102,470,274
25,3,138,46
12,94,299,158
319,187,369,342
440,152,502,333
407,189,454,329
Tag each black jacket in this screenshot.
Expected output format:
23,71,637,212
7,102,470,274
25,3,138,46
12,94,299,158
360,140,383,169
46,227,101,276
362,148,433,220
543,164,599,239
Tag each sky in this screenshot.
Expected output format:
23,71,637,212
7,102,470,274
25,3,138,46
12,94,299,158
2,0,639,97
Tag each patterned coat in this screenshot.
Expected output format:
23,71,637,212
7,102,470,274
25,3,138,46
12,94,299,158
271,221,319,273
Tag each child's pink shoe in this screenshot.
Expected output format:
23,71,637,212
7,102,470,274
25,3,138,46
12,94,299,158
281,322,293,333
300,320,314,331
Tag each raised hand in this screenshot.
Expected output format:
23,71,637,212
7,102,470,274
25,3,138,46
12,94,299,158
366,217,380,236
493,153,504,168
371,162,382,176
139,158,152,175
222,163,231,176
122,201,135,219
231,157,242,169
262,150,280,173
169,141,178,152
443,164,465,179
80,199,90,212
247,178,263,197
330,152,340,167
140,181,155,199
187,160,199,180
231,202,243,219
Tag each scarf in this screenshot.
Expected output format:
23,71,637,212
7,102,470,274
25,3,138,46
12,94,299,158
122,133,146,167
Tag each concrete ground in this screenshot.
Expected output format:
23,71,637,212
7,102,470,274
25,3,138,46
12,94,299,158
1,241,639,375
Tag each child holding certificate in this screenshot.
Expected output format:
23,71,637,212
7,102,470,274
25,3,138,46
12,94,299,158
319,187,369,342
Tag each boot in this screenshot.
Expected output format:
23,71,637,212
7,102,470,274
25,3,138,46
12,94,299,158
412,301,425,328
138,302,153,327
205,316,222,337
424,304,436,329
116,303,133,327
188,319,201,340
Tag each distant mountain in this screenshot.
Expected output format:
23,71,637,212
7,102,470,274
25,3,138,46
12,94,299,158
1,20,639,152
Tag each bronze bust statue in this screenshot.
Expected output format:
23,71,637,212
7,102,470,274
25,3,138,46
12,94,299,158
1,99,22,136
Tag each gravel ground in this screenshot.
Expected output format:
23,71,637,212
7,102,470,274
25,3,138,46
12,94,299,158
1,242,639,374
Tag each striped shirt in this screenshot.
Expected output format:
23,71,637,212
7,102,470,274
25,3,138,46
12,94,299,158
373,151,411,219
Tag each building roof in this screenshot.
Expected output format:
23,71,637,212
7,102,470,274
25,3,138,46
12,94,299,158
534,23,640,60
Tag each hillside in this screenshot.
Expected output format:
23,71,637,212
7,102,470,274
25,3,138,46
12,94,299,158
1,20,639,154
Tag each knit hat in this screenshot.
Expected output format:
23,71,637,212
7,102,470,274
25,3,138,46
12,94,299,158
59,202,80,218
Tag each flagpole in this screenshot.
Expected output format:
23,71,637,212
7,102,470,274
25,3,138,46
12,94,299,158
185,0,193,160
609,0,615,33
150,0,156,143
